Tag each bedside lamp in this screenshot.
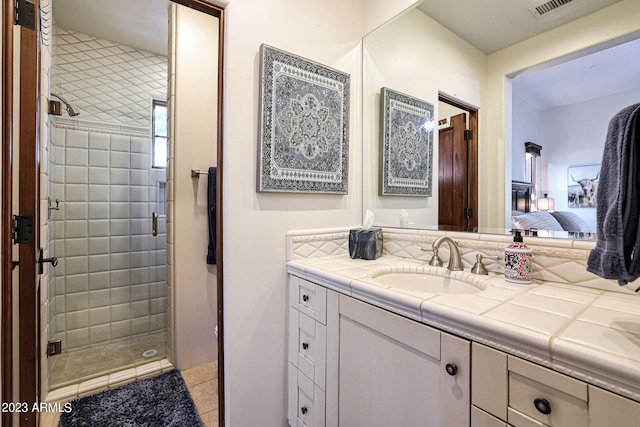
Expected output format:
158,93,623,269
537,193,555,211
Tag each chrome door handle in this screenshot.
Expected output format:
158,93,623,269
152,212,158,237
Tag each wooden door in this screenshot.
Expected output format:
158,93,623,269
439,113,469,231
2,1,41,425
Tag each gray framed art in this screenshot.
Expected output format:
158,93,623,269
257,44,350,194
380,87,434,196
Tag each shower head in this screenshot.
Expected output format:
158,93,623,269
50,93,80,117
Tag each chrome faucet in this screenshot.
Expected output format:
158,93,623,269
431,236,464,271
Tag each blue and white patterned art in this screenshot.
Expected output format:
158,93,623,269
380,87,434,196
258,45,350,193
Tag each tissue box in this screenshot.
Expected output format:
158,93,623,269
349,228,383,260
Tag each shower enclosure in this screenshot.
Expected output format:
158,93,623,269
46,25,169,389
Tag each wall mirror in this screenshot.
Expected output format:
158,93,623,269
362,0,640,240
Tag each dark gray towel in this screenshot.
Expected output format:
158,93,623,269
587,103,640,285
207,166,217,265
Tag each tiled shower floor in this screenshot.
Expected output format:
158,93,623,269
49,331,167,390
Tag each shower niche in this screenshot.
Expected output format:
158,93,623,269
45,25,169,389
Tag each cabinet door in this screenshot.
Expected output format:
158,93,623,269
589,385,640,427
472,406,508,427
337,294,470,427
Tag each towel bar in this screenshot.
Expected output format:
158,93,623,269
191,169,209,178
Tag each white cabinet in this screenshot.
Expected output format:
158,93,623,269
336,294,470,427
471,342,640,427
288,275,470,427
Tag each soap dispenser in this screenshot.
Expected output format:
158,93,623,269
504,231,532,284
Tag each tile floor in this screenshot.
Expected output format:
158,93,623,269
40,361,219,427
49,332,167,389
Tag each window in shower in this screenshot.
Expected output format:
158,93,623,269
152,99,168,168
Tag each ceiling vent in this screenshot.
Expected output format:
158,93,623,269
529,0,575,17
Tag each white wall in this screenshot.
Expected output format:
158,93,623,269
222,0,369,424
169,4,219,370
540,88,640,231
511,94,541,183
486,0,640,229
363,8,485,229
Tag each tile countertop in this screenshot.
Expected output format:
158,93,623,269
287,254,640,403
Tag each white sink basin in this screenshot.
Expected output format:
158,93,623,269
371,271,482,294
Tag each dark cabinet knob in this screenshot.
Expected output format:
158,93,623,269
302,294,309,302
534,398,551,415
302,342,309,350
301,406,308,415
445,363,457,376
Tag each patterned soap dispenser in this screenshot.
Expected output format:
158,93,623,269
504,230,532,284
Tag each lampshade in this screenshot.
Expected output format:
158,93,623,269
538,194,555,211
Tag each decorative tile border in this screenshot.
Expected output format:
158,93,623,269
287,227,634,293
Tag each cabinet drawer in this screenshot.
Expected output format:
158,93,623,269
288,364,326,427
290,276,327,324
289,307,327,390
472,406,507,427
589,385,640,427
507,356,588,426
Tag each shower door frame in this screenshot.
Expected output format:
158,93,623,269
2,0,226,425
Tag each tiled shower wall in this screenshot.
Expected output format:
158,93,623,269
48,26,168,352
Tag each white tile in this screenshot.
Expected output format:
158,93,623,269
111,253,131,270
78,376,109,398
88,220,109,237
111,320,131,339
110,185,130,202
130,169,149,185
88,306,110,328
89,324,110,344
131,284,149,302
130,202,149,218
89,272,110,291
65,166,88,184
110,270,130,287
110,219,130,236
65,256,88,275
131,317,150,335
131,186,149,202
484,303,571,336
65,274,89,294
131,137,149,154
66,129,89,148
89,149,110,167
65,293,89,312
88,254,110,273
88,167,109,184
64,220,88,238
88,202,109,220
88,185,109,202
110,202,129,219
88,237,109,255
65,238,88,257
110,236,130,253
65,147,88,166
131,268,150,285
131,300,149,317
130,219,148,235
89,133,110,150
110,168,130,185
64,202,88,220
89,289,110,308
111,151,130,168
131,153,148,170
111,303,132,322
110,134,130,152
65,310,89,330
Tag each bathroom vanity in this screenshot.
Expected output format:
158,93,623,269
286,228,640,427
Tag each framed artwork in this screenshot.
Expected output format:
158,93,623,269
567,164,600,208
257,44,350,194
380,87,434,196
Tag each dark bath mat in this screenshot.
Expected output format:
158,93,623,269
59,369,204,427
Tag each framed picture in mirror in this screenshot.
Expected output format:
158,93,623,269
380,87,434,196
568,164,600,208
257,44,350,194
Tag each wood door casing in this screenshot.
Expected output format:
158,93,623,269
438,113,468,231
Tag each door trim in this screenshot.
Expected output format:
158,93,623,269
169,1,226,425
2,1,15,425
17,1,41,424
